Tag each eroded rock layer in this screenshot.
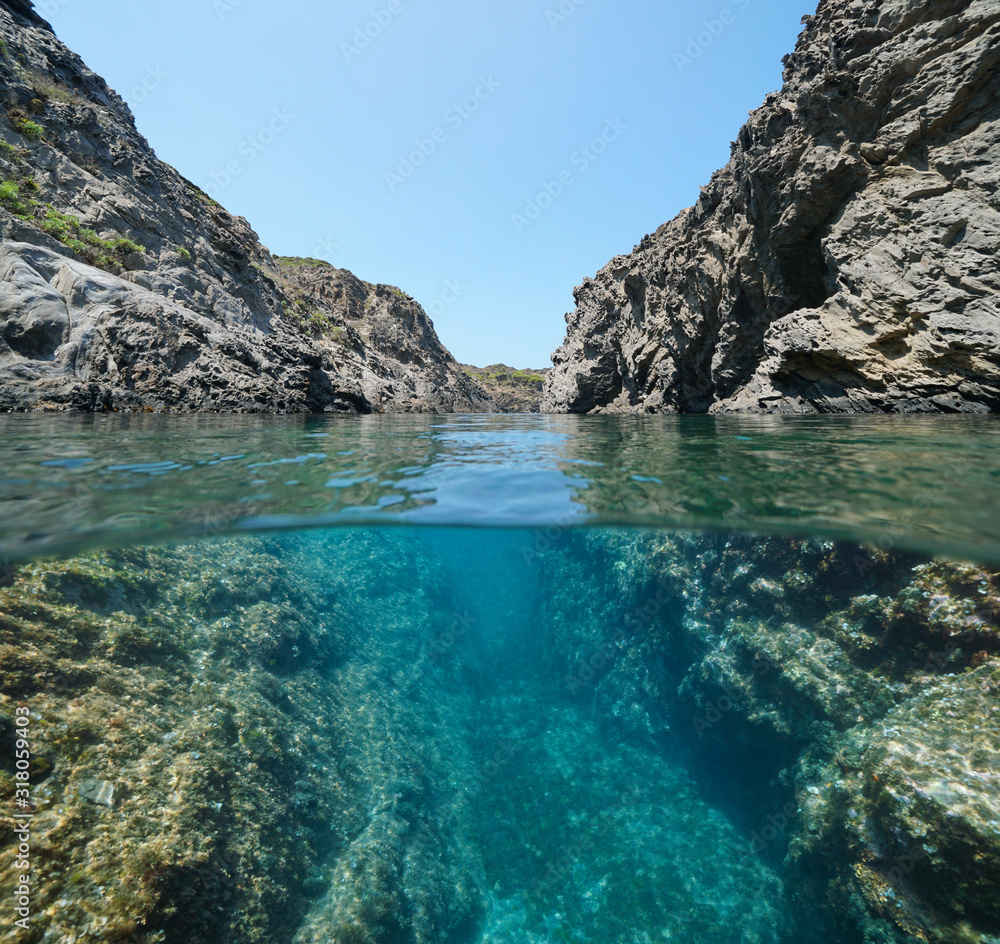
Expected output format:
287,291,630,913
543,0,1000,414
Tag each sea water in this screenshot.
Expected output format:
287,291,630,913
1,414,999,944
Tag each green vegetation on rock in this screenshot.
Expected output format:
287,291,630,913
7,109,43,140
37,207,145,270
461,364,550,413
274,255,333,270
0,177,23,211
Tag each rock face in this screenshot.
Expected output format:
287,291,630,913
0,3,492,413
543,0,1000,414
458,363,550,412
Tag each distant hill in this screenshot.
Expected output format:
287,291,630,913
461,364,550,413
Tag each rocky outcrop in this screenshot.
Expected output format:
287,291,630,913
458,364,550,413
543,0,1000,414
534,532,1000,943
0,3,491,413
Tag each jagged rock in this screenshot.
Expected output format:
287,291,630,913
788,662,1000,944
543,0,1000,415
533,531,1000,942
0,535,487,944
0,6,491,413
0,0,49,30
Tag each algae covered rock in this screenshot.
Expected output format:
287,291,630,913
2,521,998,943
789,661,1000,944
531,530,1000,943
0,533,487,944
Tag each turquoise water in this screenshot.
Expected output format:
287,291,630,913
1,415,999,944
2,413,1000,562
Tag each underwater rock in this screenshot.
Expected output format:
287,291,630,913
0,534,487,944
788,661,1000,944
76,778,115,807
533,531,1000,943
2,526,998,943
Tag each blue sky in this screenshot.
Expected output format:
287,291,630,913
45,0,810,367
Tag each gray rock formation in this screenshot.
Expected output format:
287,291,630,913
543,0,1000,415
458,363,550,412
0,2,492,413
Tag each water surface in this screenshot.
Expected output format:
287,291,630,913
1,413,998,562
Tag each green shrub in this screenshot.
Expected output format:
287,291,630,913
512,370,546,385
37,206,145,269
0,179,27,216
177,246,192,261
79,227,106,248
0,179,21,204
63,237,89,256
106,237,145,257
30,78,76,105
275,255,331,270
12,116,43,140
293,310,331,336
40,207,76,239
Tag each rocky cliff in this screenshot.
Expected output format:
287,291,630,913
543,0,1000,414
0,3,491,413
458,364,550,413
